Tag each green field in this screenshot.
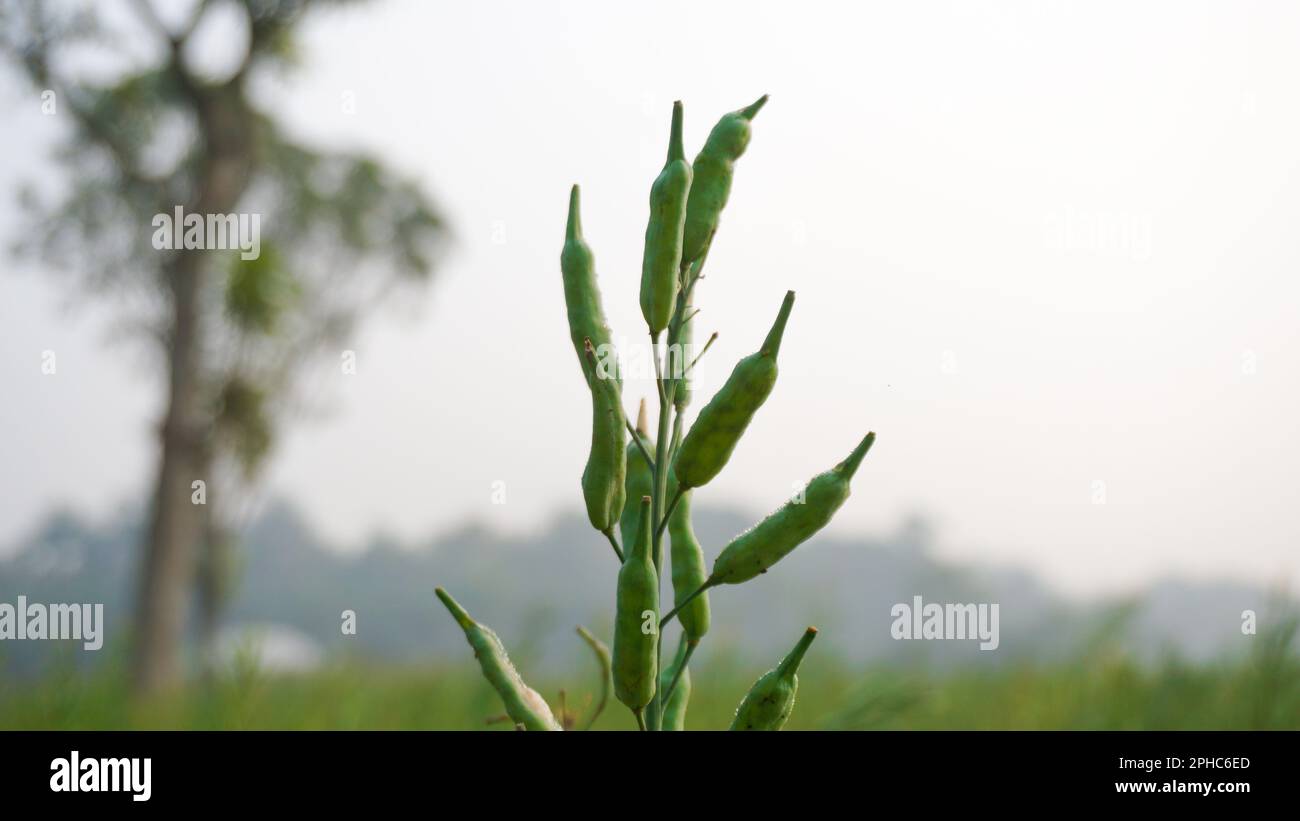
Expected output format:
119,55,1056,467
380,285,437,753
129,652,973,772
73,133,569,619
4,630,1296,730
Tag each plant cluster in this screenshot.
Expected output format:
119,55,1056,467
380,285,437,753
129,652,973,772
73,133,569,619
437,96,875,730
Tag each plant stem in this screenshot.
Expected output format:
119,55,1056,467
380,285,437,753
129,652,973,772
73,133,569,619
644,255,713,730
633,707,647,732
659,639,697,710
660,579,715,630
667,407,685,463
575,625,611,731
647,329,676,731
657,485,685,542
684,331,719,376
624,419,656,472
651,332,668,407
650,334,674,576
601,528,624,563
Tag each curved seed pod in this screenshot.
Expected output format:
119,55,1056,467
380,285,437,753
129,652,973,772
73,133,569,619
613,496,659,714
561,185,619,385
659,634,693,731
730,627,817,731
580,340,627,534
618,399,655,551
673,290,794,490
681,94,768,265
640,101,692,336
434,587,562,731
711,433,874,585
667,482,711,640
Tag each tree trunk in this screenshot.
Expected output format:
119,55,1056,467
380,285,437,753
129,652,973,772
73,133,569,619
132,253,208,694
131,83,254,696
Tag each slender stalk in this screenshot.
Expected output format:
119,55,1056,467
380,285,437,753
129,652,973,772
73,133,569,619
601,528,624,563
656,485,685,542
684,245,709,298
651,332,668,406
684,331,719,376
653,574,707,729
666,408,685,468
659,639,697,709
624,419,655,472
575,625,611,731
660,579,715,630
645,254,711,730
633,707,647,732
648,331,675,731
650,334,674,575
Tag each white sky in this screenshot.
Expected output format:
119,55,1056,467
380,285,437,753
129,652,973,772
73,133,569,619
2,0,1299,596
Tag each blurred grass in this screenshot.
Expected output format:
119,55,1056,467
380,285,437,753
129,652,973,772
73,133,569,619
3,625,1296,729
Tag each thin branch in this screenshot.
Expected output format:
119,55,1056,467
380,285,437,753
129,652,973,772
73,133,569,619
9,4,169,196
685,332,719,375
656,485,685,541
624,418,655,472
601,528,624,563
667,405,685,469
575,626,612,730
650,332,667,406
660,638,697,712
660,579,715,631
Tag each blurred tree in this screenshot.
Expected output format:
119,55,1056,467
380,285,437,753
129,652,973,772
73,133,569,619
1,0,448,694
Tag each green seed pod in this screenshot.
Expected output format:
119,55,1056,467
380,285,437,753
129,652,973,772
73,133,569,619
619,399,655,551
640,101,692,337
711,433,875,585
673,290,794,490
681,94,767,265
613,496,659,714
561,185,619,386
667,483,710,641
730,626,817,731
659,634,693,731
434,587,562,731
580,339,627,535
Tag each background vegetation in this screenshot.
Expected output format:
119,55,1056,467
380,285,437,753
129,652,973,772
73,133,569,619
4,623,1296,730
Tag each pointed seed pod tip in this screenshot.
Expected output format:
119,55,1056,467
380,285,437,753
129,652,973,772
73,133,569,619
668,101,686,163
434,587,474,630
776,626,819,677
741,94,769,120
837,431,876,480
761,290,796,357
566,185,582,241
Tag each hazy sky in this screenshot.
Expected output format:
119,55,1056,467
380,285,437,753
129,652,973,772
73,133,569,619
2,0,1299,596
